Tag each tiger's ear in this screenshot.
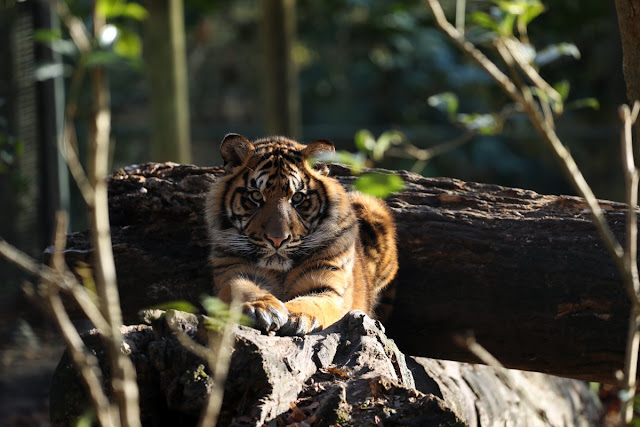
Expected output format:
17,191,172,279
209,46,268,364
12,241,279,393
303,139,335,176
220,133,254,172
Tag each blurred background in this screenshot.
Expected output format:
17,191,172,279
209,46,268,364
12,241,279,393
0,0,630,424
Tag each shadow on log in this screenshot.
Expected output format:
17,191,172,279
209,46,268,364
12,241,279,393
50,311,600,426
54,163,632,383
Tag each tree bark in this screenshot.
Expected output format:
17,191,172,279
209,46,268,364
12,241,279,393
49,310,601,426
260,0,302,139
615,0,640,136
143,0,191,163
55,162,632,384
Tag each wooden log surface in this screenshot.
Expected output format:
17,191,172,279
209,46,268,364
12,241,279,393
49,311,601,426
56,162,631,383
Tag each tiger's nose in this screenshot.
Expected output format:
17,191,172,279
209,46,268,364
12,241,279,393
267,234,289,248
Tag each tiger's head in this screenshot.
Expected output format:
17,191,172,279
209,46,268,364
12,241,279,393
207,134,348,272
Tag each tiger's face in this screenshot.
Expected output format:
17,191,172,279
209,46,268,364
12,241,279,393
212,134,336,271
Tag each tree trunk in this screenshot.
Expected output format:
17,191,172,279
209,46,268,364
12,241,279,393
143,0,191,163
614,0,640,136
55,162,632,384
260,0,301,139
49,310,600,426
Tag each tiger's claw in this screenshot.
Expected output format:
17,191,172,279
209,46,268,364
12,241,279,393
279,312,320,336
243,295,289,333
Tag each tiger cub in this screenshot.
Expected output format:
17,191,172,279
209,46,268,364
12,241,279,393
205,134,398,335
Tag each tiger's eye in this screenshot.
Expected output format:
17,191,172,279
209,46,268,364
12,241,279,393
291,192,305,205
249,190,263,203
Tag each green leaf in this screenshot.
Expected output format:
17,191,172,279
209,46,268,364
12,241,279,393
200,296,252,330
456,113,500,135
314,150,366,174
553,80,570,101
469,11,498,31
354,129,376,155
33,29,63,43
354,172,405,199
535,43,580,67
120,3,148,20
149,300,199,313
201,295,229,316
565,98,600,111
74,262,98,306
519,1,545,25
113,28,142,59
84,51,122,67
428,92,459,119
97,0,148,21
373,130,403,162
497,12,516,36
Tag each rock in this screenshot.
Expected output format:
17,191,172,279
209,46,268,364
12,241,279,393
49,311,600,426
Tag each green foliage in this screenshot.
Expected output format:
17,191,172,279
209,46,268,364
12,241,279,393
74,262,99,305
72,409,95,427
33,0,147,72
112,27,142,59
353,172,405,199
97,0,148,21
429,92,501,135
313,150,367,174
354,129,403,162
201,295,251,332
311,129,406,199
427,92,459,120
149,300,200,314
148,296,251,332
471,0,544,37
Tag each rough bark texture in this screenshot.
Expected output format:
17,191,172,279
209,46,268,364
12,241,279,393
49,311,600,427
54,163,632,383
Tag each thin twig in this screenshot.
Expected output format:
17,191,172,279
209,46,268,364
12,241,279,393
455,332,553,424
198,295,243,427
619,101,640,425
61,63,95,207
424,0,627,284
88,9,141,425
503,37,562,105
50,211,68,273
53,0,92,54
46,292,117,427
49,211,112,334
455,0,466,36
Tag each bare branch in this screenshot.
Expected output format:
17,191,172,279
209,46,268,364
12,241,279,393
47,293,117,427
502,37,562,106
619,102,640,425
87,17,141,424
455,332,552,425
198,296,243,427
424,0,626,277
53,0,92,54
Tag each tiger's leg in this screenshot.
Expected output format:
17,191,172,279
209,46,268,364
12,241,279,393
215,267,289,333
281,292,348,335
279,262,358,335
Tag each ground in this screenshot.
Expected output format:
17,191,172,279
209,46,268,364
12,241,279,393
0,292,65,427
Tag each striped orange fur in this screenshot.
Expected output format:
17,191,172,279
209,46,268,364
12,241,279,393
205,134,398,335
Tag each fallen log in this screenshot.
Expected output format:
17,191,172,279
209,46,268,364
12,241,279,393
49,311,601,426
56,162,631,383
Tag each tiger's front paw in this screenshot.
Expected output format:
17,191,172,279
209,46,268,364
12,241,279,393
279,311,320,336
243,295,289,334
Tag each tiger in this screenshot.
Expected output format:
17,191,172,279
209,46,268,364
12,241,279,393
204,134,398,336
